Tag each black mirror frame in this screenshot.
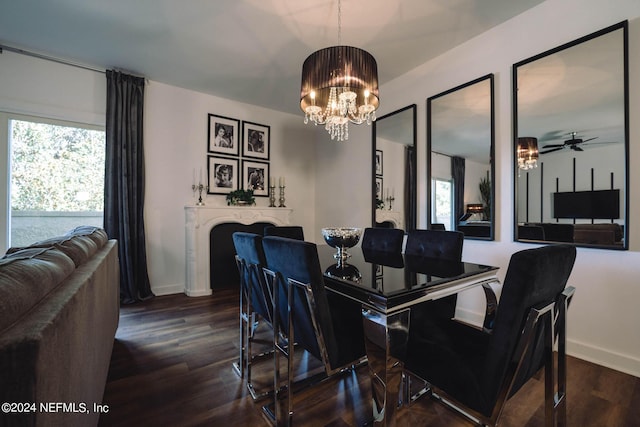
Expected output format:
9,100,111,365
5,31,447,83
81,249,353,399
512,21,629,250
426,74,496,241
371,104,417,231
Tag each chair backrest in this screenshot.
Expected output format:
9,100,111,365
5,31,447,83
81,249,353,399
430,223,446,231
232,232,271,322
482,244,576,414
361,227,405,253
404,229,464,261
263,225,305,241
261,236,338,367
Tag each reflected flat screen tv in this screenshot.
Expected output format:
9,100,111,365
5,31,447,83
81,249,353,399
553,189,620,219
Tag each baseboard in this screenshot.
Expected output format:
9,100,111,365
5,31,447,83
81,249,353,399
455,308,640,378
567,338,640,378
151,283,185,296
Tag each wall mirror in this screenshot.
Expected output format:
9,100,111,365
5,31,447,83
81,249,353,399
513,21,628,250
372,104,417,231
427,74,495,240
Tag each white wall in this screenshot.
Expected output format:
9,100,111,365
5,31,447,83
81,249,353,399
144,82,317,295
375,0,640,376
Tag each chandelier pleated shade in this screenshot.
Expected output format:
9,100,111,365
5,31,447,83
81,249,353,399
300,45,379,114
517,137,539,170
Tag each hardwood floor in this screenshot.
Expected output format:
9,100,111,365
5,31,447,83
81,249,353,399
99,290,640,427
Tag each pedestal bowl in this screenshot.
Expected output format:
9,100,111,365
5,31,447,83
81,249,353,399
321,227,362,262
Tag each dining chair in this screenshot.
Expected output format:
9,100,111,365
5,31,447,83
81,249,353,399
404,244,577,427
261,236,367,426
263,225,305,240
232,232,274,400
361,227,405,253
430,223,446,231
405,229,465,321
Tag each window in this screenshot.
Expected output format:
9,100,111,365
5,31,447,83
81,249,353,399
432,178,454,230
9,116,105,247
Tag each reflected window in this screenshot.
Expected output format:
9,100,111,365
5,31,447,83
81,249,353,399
432,178,453,230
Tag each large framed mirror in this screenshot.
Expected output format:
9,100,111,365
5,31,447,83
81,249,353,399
371,104,417,231
513,21,628,250
427,74,495,240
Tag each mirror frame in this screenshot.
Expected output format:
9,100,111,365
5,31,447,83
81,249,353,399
512,21,629,250
426,74,496,240
371,104,417,231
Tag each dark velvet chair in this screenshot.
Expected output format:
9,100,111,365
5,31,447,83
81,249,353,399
361,227,405,253
430,223,446,230
232,232,273,399
404,244,577,427
405,229,465,321
261,236,367,426
263,225,305,240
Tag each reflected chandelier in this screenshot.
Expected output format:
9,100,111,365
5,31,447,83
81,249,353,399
300,0,379,141
517,137,539,171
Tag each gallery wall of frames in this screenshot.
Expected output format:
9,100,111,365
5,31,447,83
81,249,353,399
206,113,271,197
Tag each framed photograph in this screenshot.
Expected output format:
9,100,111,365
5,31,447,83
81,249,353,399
242,159,269,197
375,177,383,201
207,156,239,194
208,114,239,156
375,149,383,176
242,121,270,160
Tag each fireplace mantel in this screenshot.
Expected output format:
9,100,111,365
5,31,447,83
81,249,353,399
184,205,292,296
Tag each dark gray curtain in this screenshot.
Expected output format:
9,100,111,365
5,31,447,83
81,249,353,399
105,70,154,304
404,146,416,231
451,156,465,228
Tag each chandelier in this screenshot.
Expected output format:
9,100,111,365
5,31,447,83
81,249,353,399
517,137,539,171
300,0,379,141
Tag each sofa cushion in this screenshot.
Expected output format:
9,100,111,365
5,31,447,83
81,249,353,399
0,247,76,333
65,226,109,248
7,234,98,267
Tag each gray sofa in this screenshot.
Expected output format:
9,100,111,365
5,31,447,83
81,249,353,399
0,226,119,427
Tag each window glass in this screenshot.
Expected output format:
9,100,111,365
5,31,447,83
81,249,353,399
433,178,453,230
9,118,105,246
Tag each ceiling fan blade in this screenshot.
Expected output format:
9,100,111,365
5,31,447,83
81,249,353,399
542,144,564,149
572,146,584,151
580,137,598,143
540,147,564,154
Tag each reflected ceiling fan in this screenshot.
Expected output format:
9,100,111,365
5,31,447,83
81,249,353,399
540,131,599,154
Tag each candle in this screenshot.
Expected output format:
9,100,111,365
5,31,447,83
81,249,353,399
279,176,285,187
270,177,275,187
199,168,202,184
192,168,195,186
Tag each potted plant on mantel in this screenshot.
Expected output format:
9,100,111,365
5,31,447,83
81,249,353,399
226,189,255,206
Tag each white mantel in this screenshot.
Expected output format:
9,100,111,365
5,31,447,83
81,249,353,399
376,210,404,229
184,205,293,296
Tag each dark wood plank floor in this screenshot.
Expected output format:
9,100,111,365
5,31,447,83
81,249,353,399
99,290,640,427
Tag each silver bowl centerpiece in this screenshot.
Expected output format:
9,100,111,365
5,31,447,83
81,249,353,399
321,227,363,263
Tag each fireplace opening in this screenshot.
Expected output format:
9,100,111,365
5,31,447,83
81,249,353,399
209,221,273,289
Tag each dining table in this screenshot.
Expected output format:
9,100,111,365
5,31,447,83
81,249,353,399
317,245,500,427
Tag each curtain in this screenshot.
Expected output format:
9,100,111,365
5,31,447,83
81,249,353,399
404,146,416,231
451,156,465,229
105,70,154,304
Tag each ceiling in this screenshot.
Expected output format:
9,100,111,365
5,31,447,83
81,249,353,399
0,0,544,116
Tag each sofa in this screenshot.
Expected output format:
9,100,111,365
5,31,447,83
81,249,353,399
0,226,119,427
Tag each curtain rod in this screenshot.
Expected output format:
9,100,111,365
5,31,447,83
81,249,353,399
0,43,105,74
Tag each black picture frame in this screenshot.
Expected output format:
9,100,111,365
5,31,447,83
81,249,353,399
208,114,240,156
207,155,239,194
242,159,269,197
242,121,270,160
375,149,383,176
375,176,383,201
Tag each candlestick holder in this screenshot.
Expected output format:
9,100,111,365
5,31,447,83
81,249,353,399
278,185,286,207
192,183,206,206
269,185,276,207
386,196,395,211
